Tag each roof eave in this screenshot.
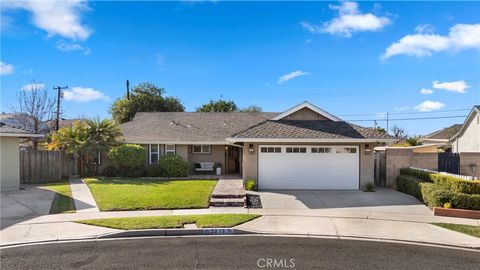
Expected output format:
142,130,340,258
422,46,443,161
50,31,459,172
226,137,397,143
0,133,44,138
449,107,479,141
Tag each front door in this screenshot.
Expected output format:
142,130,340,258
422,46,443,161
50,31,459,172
225,146,241,173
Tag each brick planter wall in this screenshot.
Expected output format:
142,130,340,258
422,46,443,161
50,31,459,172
433,207,480,219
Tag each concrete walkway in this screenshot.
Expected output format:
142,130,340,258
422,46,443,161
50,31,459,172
69,178,99,213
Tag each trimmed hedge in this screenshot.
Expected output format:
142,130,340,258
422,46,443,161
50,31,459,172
452,193,480,211
430,174,480,194
397,168,480,211
399,168,433,182
396,175,425,201
419,182,453,208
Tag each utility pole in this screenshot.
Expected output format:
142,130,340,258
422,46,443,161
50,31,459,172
386,112,389,134
126,80,130,100
373,120,377,129
53,85,68,131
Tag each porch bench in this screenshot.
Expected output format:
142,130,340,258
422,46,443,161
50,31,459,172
195,162,215,173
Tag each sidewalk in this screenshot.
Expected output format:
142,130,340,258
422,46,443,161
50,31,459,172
69,178,99,213
1,215,479,248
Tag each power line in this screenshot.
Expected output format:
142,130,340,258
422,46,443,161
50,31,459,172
346,115,468,122
338,108,471,117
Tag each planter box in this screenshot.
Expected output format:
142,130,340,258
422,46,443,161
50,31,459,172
433,207,480,219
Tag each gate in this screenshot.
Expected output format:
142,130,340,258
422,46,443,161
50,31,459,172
438,152,460,174
374,152,386,186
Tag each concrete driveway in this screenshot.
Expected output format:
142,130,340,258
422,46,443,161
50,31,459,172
251,188,432,215
1,185,55,229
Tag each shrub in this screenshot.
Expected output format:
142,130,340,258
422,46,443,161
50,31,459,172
364,182,375,192
399,168,433,182
396,175,425,200
451,193,480,210
159,155,189,177
146,164,162,177
443,202,452,209
419,182,454,208
108,144,145,171
120,166,145,177
245,179,257,191
430,174,480,194
102,166,118,177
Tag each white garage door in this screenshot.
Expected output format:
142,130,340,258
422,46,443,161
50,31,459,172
258,145,359,190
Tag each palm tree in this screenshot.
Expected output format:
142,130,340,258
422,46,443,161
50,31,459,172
49,117,121,175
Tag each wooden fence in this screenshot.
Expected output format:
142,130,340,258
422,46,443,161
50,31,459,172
20,150,73,183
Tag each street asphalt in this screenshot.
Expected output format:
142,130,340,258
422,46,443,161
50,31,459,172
1,236,479,269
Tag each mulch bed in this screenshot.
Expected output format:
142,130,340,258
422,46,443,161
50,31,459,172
246,194,262,208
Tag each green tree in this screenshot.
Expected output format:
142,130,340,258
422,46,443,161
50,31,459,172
196,99,238,112
374,127,387,133
240,105,262,112
110,82,184,123
48,118,121,175
405,136,422,146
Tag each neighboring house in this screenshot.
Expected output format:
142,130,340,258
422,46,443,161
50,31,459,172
119,101,395,190
0,123,43,191
0,113,50,133
420,124,462,150
450,105,480,153
43,118,82,132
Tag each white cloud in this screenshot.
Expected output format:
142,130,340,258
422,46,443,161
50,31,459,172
415,24,435,34
56,40,90,55
63,87,109,102
415,101,445,112
0,61,14,75
383,23,480,59
419,88,433,95
302,1,390,37
432,80,469,94
278,70,308,84
22,83,46,91
3,0,92,41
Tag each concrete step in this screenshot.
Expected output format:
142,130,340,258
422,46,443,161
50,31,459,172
211,193,245,199
209,197,246,207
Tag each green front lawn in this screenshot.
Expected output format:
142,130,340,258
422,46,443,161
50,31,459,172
432,223,480,238
77,214,260,230
83,178,217,211
43,182,75,214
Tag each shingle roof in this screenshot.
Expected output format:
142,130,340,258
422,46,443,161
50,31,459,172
423,124,462,140
0,122,36,135
120,112,278,143
231,120,394,140
0,114,49,133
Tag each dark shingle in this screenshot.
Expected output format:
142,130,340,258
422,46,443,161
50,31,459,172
231,120,393,140
120,112,278,143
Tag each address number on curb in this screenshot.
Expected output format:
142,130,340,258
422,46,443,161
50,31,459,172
203,228,234,235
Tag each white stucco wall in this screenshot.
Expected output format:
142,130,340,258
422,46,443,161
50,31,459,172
0,136,20,191
452,113,480,153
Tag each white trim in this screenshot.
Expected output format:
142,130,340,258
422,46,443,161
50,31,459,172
165,144,176,155
0,133,44,138
192,144,212,154
149,144,160,164
123,140,227,145
270,101,342,121
449,107,480,141
226,137,397,143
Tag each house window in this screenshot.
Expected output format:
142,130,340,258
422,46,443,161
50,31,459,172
336,147,357,154
193,145,211,154
286,147,306,153
165,144,176,155
260,147,281,153
311,147,332,153
150,144,160,164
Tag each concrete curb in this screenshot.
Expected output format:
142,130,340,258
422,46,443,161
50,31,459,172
1,229,478,251
97,228,254,239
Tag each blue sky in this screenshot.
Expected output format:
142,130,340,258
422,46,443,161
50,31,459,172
1,1,479,135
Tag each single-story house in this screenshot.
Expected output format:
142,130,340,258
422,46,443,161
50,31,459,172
419,124,462,151
0,123,43,191
451,105,480,153
118,101,395,190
